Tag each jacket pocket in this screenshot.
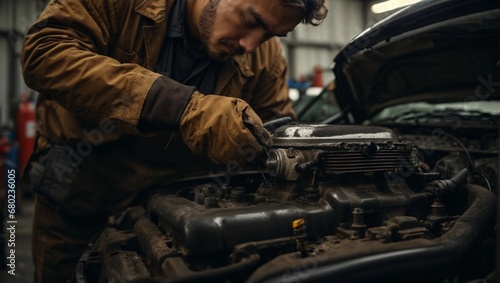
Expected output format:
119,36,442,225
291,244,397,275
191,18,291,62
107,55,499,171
23,144,102,216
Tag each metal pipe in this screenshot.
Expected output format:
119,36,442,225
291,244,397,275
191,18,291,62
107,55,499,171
161,253,261,283
147,193,334,257
248,184,497,283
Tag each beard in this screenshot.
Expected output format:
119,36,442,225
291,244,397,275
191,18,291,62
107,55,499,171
199,0,244,61
199,0,222,60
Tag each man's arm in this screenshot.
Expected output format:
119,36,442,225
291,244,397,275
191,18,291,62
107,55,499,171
21,0,190,134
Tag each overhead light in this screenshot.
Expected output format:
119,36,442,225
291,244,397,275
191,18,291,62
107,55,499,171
371,0,422,14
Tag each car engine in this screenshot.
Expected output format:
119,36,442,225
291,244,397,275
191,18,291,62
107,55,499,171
73,124,497,283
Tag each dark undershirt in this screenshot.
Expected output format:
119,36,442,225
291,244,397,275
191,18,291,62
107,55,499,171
155,0,220,94
139,0,221,132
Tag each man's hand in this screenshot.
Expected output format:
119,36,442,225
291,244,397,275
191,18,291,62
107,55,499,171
179,92,272,165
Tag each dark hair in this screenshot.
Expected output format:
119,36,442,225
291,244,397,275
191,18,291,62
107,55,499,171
282,0,328,26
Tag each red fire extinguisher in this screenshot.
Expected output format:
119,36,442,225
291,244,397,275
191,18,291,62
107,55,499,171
17,92,36,173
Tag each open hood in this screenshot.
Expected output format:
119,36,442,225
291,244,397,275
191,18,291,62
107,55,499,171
332,0,500,122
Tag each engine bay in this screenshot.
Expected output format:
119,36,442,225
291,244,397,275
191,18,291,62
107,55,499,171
73,124,497,283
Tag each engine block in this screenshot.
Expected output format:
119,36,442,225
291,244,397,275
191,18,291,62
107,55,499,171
74,125,497,283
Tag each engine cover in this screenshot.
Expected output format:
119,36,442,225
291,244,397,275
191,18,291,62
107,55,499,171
267,124,417,180
75,124,497,283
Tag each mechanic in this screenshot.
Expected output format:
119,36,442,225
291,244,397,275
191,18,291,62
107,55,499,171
20,0,327,282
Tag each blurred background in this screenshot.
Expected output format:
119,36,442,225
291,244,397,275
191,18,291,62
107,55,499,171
0,0,420,282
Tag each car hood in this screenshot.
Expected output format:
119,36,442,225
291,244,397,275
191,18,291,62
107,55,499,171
332,0,500,122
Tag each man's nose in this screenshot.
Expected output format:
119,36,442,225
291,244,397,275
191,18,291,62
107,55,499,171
238,31,267,54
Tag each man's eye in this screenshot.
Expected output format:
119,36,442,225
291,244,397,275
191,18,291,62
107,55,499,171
242,16,256,28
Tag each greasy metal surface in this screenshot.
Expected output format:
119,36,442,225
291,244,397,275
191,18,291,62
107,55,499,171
133,216,177,276
146,176,429,257
83,182,495,283
92,228,150,282
246,184,497,283
148,193,335,256
76,175,496,283
321,147,415,174
268,124,416,177
272,124,399,147
74,123,497,283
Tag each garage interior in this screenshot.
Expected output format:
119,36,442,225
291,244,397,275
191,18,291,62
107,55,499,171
1,0,499,283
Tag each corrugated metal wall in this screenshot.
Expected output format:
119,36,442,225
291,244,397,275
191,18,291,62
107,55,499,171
0,0,45,128
282,0,368,85
0,0,371,128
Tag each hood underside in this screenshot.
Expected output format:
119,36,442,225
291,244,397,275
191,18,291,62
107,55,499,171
333,0,500,122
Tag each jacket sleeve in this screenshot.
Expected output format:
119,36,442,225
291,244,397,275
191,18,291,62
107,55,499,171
250,37,297,123
21,0,179,134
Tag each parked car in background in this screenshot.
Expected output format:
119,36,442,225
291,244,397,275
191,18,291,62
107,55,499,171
300,0,500,195
296,81,339,123
74,0,499,282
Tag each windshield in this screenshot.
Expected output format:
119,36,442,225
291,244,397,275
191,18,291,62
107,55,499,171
371,101,500,124
296,82,340,123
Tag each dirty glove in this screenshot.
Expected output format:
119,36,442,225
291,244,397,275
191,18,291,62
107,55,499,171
179,92,273,165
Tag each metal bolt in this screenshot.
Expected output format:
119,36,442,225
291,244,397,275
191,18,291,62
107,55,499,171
431,198,446,217
230,188,246,203
351,208,367,238
204,197,218,209
293,218,309,258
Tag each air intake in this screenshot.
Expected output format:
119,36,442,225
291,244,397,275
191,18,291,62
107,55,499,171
267,124,417,179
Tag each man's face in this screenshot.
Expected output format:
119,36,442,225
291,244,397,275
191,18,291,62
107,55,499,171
199,0,304,61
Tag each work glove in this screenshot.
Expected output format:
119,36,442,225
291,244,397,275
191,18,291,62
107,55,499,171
179,92,273,165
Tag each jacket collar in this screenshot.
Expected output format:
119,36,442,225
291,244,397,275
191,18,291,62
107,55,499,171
136,0,170,23
215,55,254,94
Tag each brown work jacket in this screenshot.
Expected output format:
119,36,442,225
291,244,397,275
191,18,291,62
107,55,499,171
21,0,295,215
